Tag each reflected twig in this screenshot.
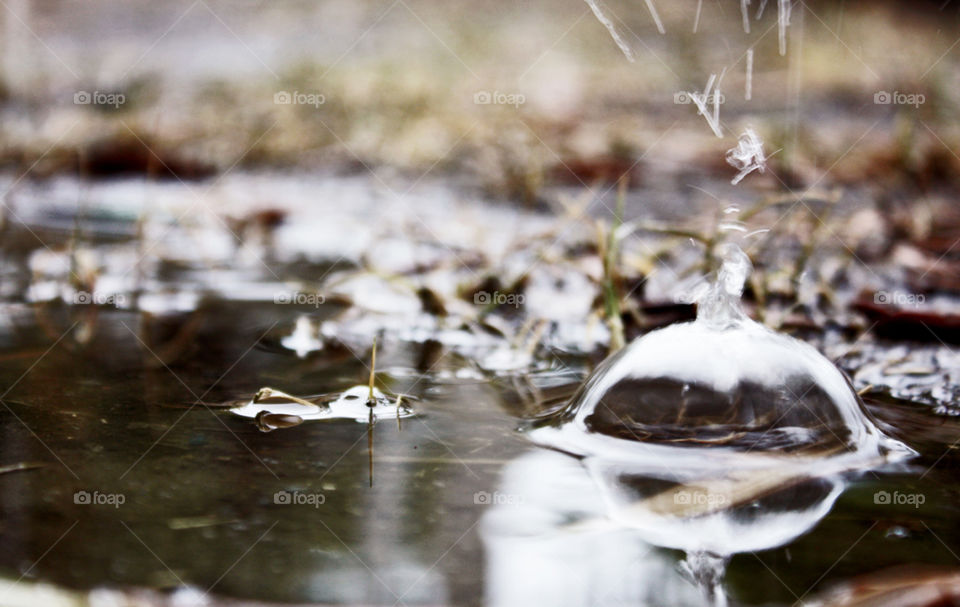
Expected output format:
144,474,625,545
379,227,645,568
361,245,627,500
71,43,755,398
253,387,326,411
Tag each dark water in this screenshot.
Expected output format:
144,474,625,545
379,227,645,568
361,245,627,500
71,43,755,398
0,300,536,604
0,301,958,606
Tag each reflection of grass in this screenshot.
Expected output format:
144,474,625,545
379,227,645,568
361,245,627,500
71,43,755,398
368,337,377,403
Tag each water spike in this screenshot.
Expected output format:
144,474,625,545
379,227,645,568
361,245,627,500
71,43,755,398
529,190,916,607
696,242,750,328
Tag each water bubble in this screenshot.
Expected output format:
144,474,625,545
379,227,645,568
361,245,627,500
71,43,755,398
529,241,915,603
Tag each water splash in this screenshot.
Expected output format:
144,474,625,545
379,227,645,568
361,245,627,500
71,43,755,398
684,71,726,138
696,242,750,329
726,127,767,185
529,237,915,604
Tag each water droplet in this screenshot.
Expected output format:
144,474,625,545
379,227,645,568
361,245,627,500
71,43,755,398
697,242,750,329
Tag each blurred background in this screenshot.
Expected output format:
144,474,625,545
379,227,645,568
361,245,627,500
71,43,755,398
2,0,958,195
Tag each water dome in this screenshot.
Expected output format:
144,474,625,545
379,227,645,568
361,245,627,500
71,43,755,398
537,242,910,462
529,241,915,605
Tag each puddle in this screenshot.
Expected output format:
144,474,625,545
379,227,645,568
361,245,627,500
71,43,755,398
0,173,958,606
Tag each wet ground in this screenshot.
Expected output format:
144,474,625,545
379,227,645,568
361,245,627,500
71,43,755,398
0,172,958,606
